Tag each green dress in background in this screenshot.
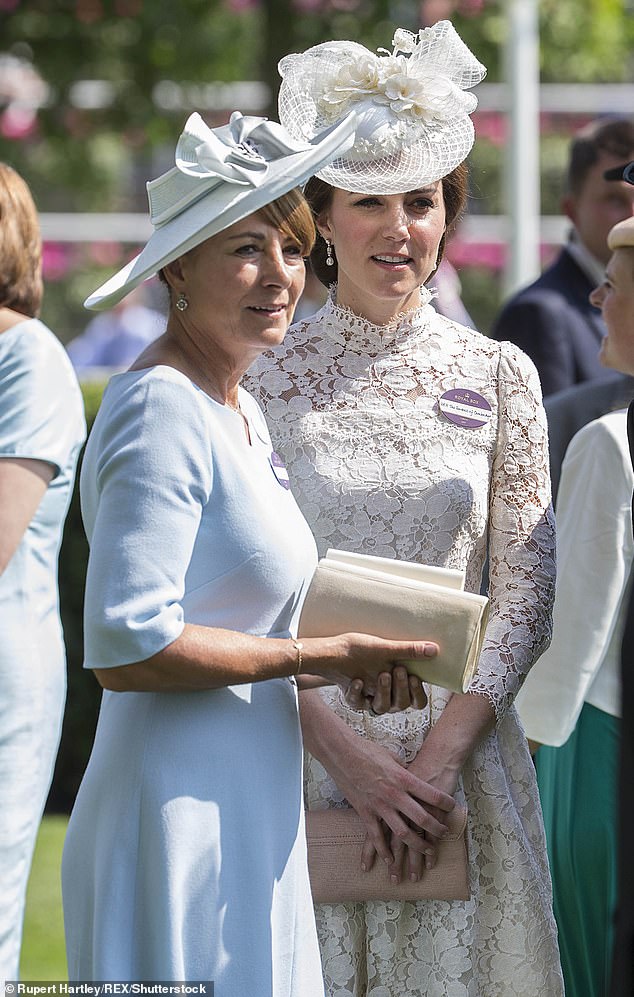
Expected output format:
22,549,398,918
537,703,620,997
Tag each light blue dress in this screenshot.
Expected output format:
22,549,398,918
62,366,324,996
0,318,85,979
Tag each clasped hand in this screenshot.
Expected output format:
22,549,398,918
324,728,458,885
344,664,428,715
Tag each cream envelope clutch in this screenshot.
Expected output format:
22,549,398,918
298,549,489,694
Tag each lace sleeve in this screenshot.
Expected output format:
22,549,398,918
468,341,556,721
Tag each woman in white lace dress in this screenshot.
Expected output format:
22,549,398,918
247,22,564,997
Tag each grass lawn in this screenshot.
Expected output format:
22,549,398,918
20,814,68,980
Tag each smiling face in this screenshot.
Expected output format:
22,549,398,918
590,247,634,375
316,185,446,324
164,209,308,370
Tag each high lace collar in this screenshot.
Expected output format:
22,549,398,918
315,285,436,354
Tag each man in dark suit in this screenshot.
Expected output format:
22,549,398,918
492,117,634,397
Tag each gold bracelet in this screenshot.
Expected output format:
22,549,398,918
289,638,304,675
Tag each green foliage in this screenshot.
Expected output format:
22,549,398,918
2,0,262,209
49,380,106,813
539,0,634,83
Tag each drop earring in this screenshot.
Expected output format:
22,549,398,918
176,292,188,311
325,240,335,267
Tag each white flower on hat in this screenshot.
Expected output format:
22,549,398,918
320,54,382,110
378,68,457,124
391,28,418,54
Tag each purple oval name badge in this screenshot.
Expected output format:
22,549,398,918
270,451,290,489
438,388,492,429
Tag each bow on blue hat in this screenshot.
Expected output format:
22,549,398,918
149,111,317,227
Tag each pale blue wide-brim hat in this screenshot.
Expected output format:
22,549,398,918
85,109,356,311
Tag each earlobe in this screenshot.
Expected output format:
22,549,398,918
316,214,333,242
561,194,576,225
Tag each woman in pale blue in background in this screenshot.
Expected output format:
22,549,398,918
0,162,86,978
60,111,448,994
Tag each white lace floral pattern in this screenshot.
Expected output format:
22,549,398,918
245,293,563,996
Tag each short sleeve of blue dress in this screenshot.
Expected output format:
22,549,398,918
80,366,318,670
0,319,85,473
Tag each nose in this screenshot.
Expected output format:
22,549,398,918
262,241,293,286
382,204,410,240
589,283,605,309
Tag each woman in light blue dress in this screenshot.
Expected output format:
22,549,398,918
61,112,448,994
0,163,86,979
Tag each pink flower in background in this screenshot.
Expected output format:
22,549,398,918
0,105,37,140
458,0,485,15
448,240,505,271
88,242,127,267
0,0,20,10
0,53,47,140
474,112,506,146
42,243,73,281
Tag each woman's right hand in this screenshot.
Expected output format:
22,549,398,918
302,632,438,698
343,665,428,714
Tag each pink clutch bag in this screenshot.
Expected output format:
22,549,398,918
305,804,470,902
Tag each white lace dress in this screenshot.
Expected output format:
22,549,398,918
246,289,564,997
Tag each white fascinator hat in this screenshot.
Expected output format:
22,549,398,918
278,20,486,194
85,109,357,311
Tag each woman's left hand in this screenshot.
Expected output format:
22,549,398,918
344,665,427,714
359,738,461,883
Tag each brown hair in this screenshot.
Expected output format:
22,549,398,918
304,161,470,287
567,117,634,197
0,162,43,317
258,187,316,257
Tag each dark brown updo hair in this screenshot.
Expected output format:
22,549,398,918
305,161,469,288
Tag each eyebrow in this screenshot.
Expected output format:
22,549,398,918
347,187,438,197
225,231,266,241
